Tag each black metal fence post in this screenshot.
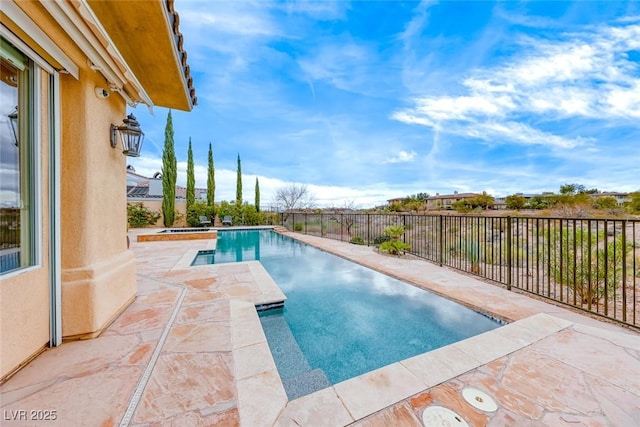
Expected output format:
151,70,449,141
403,215,407,244
438,215,443,267
622,219,627,322
506,216,512,291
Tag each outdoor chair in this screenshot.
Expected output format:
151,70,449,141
199,215,212,227
222,215,233,226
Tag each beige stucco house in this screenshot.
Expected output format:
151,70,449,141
425,193,478,210
0,0,195,381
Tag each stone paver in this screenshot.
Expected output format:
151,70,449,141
0,228,638,427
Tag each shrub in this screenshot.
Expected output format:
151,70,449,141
127,202,161,228
373,234,391,245
258,211,280,225
544,228,632,304
186,200,216,227
383,225,406,239
293,223,304,232
350,236,364,245
378,225,410,255
379,240,411,256
215,201,280,226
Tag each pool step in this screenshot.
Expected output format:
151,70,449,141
283,368,332,400
260,313,311,378
255,301,285,312
273,226,289,233
259,307,334,400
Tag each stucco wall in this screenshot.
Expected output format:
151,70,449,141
1,0,138,378
59,65,136,338
0,71,51,379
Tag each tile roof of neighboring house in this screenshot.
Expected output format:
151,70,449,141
427,193,478,200
127,186,150,197
387,198,408,203
126,170,205,199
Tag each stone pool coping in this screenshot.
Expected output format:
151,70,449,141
226,231,639,425
231,300,573,426
177,230,639,426
137,228,218,242
173,240,218,269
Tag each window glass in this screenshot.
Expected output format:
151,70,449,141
1,38,34,274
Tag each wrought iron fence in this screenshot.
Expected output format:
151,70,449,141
281,212,640,329
1,208,20,273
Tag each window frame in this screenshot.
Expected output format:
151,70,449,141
0,35,43,276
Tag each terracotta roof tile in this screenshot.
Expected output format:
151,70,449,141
166,0,197,106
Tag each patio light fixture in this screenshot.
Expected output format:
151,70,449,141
110,113,144,157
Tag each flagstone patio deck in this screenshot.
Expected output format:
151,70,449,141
1,228,639,426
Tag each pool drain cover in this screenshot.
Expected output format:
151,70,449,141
422,406,469,426
462,387,498,412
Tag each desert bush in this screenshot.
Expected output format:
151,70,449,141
350,236,365,245
186,200,216,227
379,240,411,255
544,228,632,304
373,234,391,245
379,225,411,255
127,202,161,228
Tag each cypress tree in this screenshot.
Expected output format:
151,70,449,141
207,143,215,207
186,138,195,212
255,177,260,212
236,154,242,207
161,111,177,227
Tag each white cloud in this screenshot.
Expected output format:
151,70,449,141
392,21,640,148
297,42,379,95
280,1,348,20
180,3,278,38
127,155,402,208
398,0,435,45
384,150,417,163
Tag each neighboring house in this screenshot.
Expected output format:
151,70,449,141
426,193,478,210
592,192,629,206
126,169,208,226
0,0,195,381
494,193,540,210
387,197,407,206
126,169,208,201
492,197,507,210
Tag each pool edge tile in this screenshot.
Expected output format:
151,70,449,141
333,362,426,421
400,345,481,388
231,300,288,427
171,249,201,270
274,387,354,427
234,341,277,381
493,313,573,345
451,328,528,365
236,369,288,427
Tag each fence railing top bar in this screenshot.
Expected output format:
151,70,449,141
283,212,639,222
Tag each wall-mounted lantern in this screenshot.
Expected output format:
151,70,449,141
110,113,144,157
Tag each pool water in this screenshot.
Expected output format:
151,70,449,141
193,230,501,399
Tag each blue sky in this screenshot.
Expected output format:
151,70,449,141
127,0,640,208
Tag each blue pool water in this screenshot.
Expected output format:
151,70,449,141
192,230,501,399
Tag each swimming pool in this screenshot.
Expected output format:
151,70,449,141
193,230,501,399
